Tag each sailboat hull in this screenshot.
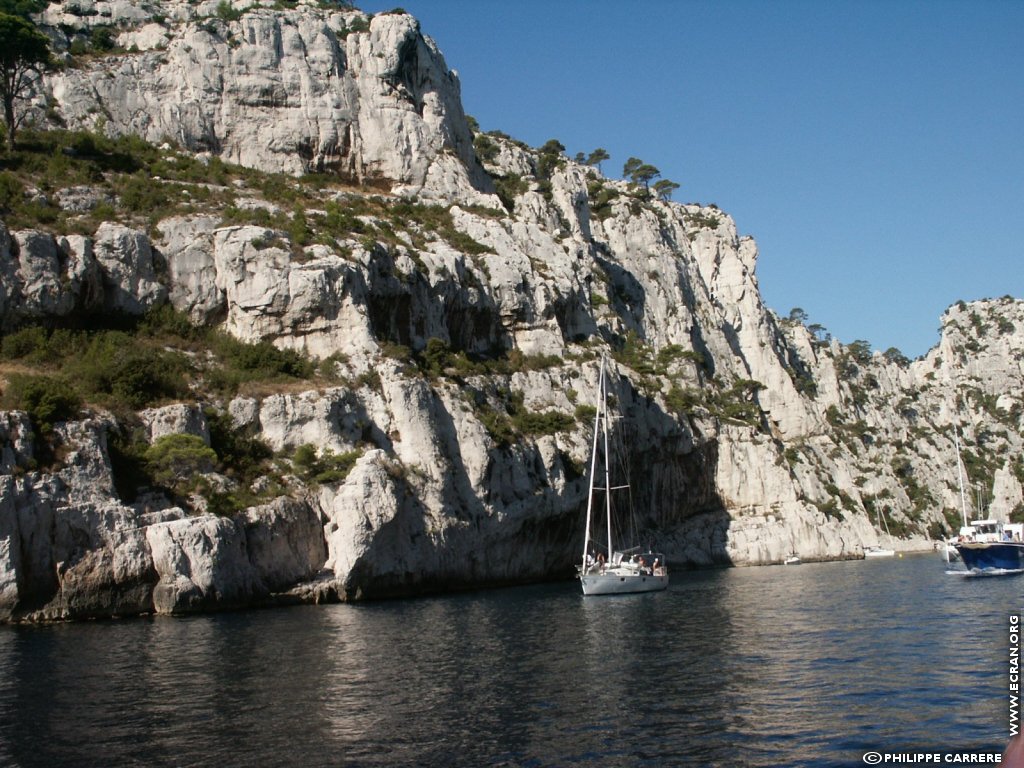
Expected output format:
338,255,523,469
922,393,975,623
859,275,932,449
580,571,668,596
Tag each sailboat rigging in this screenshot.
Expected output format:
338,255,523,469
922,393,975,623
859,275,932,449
577,357,668,596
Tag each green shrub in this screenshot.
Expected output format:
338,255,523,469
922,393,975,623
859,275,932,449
512,409,575,436
478,408,515,446
89,25,117,51
664,385,701,415
473,134,499,164
421,337,451,378
145,433,217,492
444,228,491,256
586,180,619,220
535,139,565,182
314,449,360,483
504,349,562,373
685,211,720,230
1,326,50,361
288,212,309,251
216,1,244,21
0,171,23,211
818,498,844,521
2,374,80,434
71,332,190,408
337,15,370,37
574,404,597,423
210,333,314,390
1011,502,1024,525
205,408,272,481
492,173,528,212
612,331,658,375
118,172,180,217
291,443,360,484
138,304,205,342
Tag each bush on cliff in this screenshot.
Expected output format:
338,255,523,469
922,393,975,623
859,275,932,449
1,373,80,435
145,433,217,494
72,332,191,409
205,408,273,482
292,442,361,485
512,409,575,436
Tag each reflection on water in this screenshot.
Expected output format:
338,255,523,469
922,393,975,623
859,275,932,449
0,555,1015,767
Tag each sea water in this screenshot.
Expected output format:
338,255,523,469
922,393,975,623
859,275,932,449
0,554,1017,767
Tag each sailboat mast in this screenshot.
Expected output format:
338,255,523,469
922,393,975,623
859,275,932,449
581,359,605,567
603,362,613,561
954,426,968,527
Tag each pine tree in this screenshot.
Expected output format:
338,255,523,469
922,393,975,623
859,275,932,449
0,12,50,150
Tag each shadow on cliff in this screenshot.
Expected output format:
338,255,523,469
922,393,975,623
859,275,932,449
612,372,734,569
364,245,511,358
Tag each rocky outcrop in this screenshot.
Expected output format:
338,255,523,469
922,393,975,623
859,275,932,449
38,1,494,204
0,415,331,619
0,222,160,326
0,1,1021,621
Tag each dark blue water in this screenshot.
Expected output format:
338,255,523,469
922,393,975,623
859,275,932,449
0,554,1017,767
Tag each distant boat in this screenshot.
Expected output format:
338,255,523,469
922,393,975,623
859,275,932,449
864,507,895,558
783,553,801,565
578,357,668,596
864,546,895,558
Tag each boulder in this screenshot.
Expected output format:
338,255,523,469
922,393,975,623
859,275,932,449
146,514,263,614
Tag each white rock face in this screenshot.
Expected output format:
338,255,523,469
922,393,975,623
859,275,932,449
236,497,326,592
158,215,224,323
147,514,260,613
93,222,167,313
0,226,77,323
318,450,406,596
41,1,493,203
139,404,211,445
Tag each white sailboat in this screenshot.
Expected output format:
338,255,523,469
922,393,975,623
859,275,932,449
578,357,668,596
864,507,895,558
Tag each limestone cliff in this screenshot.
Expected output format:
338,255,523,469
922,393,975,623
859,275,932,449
0,0,1021,621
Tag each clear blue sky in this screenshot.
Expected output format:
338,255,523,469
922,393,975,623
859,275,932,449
361,0,1023,359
